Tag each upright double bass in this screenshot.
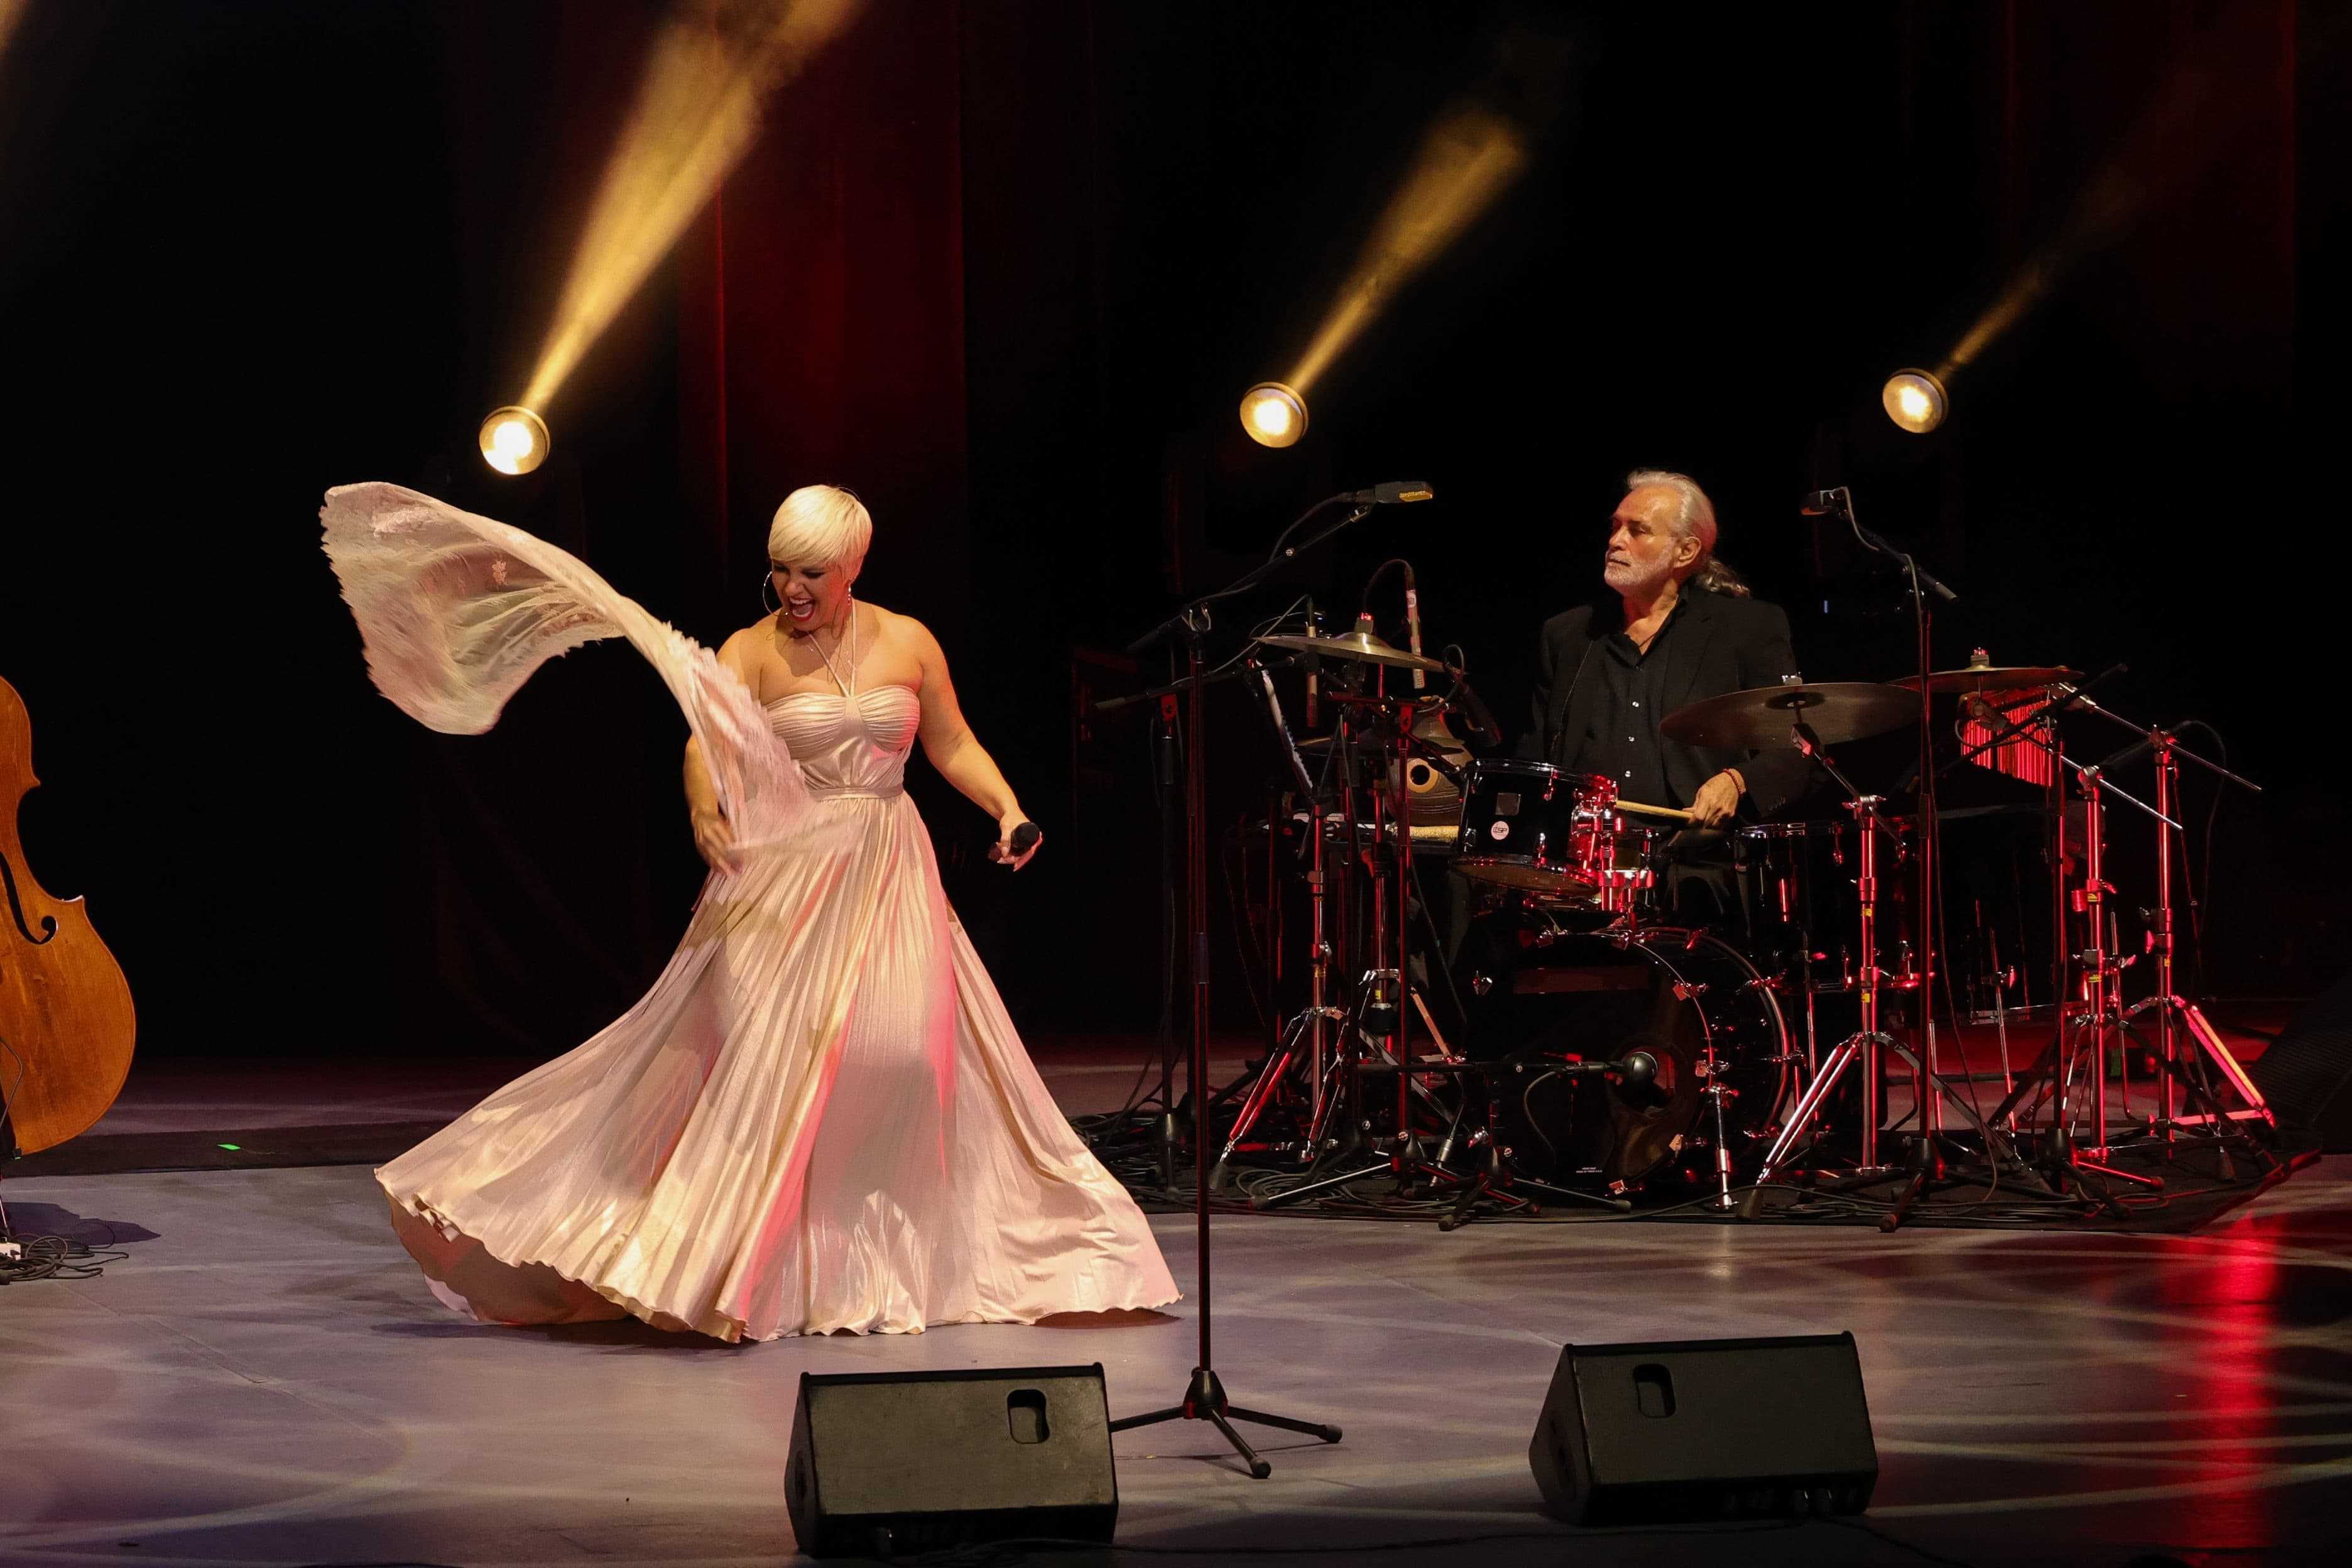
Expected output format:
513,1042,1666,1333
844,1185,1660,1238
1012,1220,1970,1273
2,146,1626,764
1,675,136,1160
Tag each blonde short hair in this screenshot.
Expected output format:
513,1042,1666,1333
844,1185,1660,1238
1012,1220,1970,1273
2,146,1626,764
767,485,873,570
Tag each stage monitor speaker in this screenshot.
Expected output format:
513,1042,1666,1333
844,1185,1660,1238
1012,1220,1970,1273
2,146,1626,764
2248,972,2352,1152
1529,1332,1877,1525
785,1363,1118,1558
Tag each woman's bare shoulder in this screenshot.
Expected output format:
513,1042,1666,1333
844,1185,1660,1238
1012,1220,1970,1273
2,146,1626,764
867,601,938,648
721,620,776,653
717,620,776,676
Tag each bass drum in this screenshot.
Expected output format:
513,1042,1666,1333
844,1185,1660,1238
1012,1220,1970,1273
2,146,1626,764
1466,926,1794,1193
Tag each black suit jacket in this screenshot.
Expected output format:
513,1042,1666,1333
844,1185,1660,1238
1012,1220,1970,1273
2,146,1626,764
1521,590,1812,819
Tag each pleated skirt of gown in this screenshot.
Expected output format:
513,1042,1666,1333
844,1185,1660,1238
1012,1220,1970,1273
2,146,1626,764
378,786,1179,1342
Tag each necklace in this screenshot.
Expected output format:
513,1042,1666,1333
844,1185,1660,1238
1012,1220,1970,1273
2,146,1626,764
800,604,858,697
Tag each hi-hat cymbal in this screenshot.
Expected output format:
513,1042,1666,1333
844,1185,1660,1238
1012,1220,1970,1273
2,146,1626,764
1659,681,1918,749
1257,626,1446,673
1892,664,2081,694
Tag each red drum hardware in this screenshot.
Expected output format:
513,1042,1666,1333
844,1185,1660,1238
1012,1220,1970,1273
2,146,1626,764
1111,516,2273,1233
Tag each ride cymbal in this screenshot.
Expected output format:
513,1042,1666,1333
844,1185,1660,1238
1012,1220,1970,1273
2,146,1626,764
1659,681,1918,749
1892,664,2081,694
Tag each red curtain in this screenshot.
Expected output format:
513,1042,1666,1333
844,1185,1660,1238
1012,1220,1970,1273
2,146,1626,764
679,1,971,643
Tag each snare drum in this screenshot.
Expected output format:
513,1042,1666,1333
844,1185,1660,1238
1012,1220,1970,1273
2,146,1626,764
1454,760,1621,898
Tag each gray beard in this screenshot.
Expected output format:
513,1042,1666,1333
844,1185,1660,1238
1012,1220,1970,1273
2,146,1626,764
1603,557,1676,601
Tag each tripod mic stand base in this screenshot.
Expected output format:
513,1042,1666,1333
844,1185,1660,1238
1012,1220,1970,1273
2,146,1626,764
1110,1366,1342,1479
1157,1111,1184,1199
1875,1133,1954,1233
2027,1124,2163,1217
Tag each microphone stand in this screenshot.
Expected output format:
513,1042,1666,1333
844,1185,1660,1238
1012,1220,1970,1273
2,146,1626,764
1107,497,1373,1478
1098,653,1300,1195
1795,489,2028,1231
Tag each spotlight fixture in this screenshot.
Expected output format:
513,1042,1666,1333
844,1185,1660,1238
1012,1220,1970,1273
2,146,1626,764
477,405,551,476
1880,369,1949,435
1239,381,1308,449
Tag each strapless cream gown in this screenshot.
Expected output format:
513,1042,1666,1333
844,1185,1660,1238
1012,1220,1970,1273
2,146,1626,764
322,482,1176,1342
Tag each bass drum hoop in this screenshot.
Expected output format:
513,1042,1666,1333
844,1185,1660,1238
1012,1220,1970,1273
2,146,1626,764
1493,925,1795,1192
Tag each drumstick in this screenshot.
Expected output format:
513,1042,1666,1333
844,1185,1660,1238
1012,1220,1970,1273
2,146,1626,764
1616,798,1697,823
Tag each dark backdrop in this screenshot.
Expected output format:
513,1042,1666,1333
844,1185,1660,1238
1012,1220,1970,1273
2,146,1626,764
1,0,2341,1069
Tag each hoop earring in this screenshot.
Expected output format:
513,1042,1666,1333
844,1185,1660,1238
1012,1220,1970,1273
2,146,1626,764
760,572,780,615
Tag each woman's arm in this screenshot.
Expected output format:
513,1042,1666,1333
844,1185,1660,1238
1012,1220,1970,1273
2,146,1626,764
909,616,1040,869
683,628,759,871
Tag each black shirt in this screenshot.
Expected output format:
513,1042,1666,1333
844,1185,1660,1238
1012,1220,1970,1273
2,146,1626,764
1527,589,1809,819
1567,596,1690,808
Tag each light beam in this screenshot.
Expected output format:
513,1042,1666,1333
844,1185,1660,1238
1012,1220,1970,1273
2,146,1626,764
520,0,866,414
1281,106,1527,401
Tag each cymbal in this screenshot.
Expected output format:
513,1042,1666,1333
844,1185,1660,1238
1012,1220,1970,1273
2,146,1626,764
1893,664,2080,694
1659,681,1918,749
1257,626,1446,673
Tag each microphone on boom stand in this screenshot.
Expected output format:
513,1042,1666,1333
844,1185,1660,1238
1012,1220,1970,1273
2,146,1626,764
1302,596,1320,728
1445,665,1505,751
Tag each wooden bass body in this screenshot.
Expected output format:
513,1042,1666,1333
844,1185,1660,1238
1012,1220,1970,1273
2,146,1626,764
1,675,137,1158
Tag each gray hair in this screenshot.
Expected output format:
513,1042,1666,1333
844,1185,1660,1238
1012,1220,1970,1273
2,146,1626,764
1624,469,1748,597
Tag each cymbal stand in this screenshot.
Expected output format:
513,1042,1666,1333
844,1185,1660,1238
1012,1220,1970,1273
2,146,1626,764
1210,663,1341,1189
2067,703,2274,1155
1939,665,2124,1106
2044,771,2160,1189
1984,736,2177,1187
1743,726,2025,1219
1256,686,1487,1214
1746,781,1895,1188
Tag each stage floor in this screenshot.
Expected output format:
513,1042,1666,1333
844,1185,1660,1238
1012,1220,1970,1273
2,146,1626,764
5,1124,2349,1566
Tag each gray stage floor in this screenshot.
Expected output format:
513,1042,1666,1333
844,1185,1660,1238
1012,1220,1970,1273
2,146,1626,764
4,1148,2350,1567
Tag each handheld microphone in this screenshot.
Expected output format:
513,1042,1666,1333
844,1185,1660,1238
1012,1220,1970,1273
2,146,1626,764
996,821,1040,864
1342,480,1435,506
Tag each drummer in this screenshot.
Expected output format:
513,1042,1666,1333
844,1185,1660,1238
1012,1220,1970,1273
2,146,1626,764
1522,471,1812,908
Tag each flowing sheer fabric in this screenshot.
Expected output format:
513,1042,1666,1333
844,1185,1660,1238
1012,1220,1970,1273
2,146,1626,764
321,483,1177,1341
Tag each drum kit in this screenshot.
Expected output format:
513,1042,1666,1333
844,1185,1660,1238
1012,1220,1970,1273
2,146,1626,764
1189,604,2277,1229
